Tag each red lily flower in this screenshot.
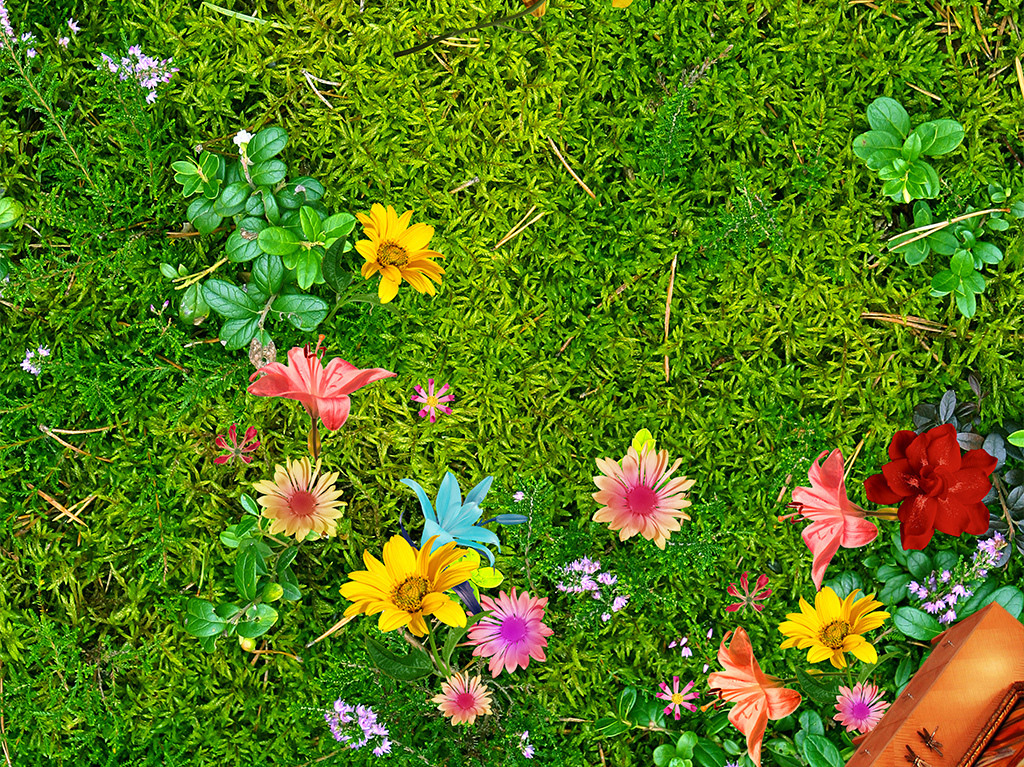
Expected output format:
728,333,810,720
864,424,996,550
214,423,260,465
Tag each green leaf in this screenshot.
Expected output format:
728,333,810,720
246,127,288,164
866,97,910,138
915,119,965,156
951,250,974,277
1008,430,1024,448
795,668,840,706
159,262,178,280
895,656,915,687
321,238,350,293
890,235,929,265
278,567,301,601
822,572,862,600
219,318,260,350
988,183,1007,203
595,717,631,737
927,229,960,255
852,130,903,166
693,739,727,767
901,133,923,162
654,745,678,767
293,247,323,290
292,176,325,202
184,598,227,637
0,198,24,230
906,551,933,580
907,160,940,199
258,226,301,256
983,586,1024,618
930,270,958,295
961,579,999,617
240,493,259,516
617,687,637,720
250,159,287,186
988,216,1010,231
963,271,985,295
263,190,281,225
802,735,843,767
879,574,912,606
912,200,933,226
214,602,242,621
179,283,210,325
186,198,224,235
798,710,825,736
1010,201,1024,219
236,604,278,639
676,733,698,759
214,182,251,217
973,241,1002,264
235,544,260,601
364,636,433,681
955,290,976,318
252,253,285,295
202,279,260,319
299,206,323,241
226,220,266,263
894,606,942,640
272,293,329,331
322,212,356,239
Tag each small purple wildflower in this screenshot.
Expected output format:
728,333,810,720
519,731,536,759
99,46,178,103
58,36,69,47
67,18,81,33
324,700,389,753
513,491,525,502
612,595,629,612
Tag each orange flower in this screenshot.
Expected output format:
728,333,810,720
522,0,547,17
707,627,801,767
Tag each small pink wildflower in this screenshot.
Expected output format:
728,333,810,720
58,36,69,47
725,572,772,613
834,682,889,733
411,378,454,423
214,423,260,465
655,676,698,720
67,18,81,33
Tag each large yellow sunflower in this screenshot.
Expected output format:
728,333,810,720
340,534,475,636
778,587,889,669
355,204,445,304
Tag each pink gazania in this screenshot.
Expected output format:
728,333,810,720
834,682,889,733
726,573,772,613
787,449,882,590
656,676,699,720
432,672,493,725
411,378,454,423
468,588,554,677
247,336,395,458
592,445,695,550
214,423,260,465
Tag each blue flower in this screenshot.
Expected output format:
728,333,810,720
400,472,526,565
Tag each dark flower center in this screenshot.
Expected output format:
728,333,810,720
818,619,851,649
917,466,950,498
378,241,409,268
625,484,659,517
393,576,429,611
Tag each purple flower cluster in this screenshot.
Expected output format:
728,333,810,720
324,700,391,755
0,0,13,47
554,557,629,623
20,345,50,376
518,730,536,759
908,534,1008,624
100,46,178,104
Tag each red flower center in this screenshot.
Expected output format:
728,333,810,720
289,490,317,517
455,692,478,710
917,466,950,498
499,616,528,644
625,484,659,517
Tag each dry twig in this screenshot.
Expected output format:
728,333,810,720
305,614,357,648
545,136,598,202
861,312,957,336
906,82,941,101
38,425,114,463
493,206,547,249
663,253,679,382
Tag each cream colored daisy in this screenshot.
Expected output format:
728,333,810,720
252,457,345,539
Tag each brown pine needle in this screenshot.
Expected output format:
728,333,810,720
1016,57,1024,100
663,253,679,382
38,425,114,463
844,438,866,482
29,486,94,526
47,424,118,435
860,312,957,336
906,82,941,101
305,614,358,648
546,136,598,203
493,206,547,249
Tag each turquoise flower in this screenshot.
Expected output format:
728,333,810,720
400,472,525,566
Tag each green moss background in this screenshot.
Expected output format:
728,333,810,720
1,0,1023,764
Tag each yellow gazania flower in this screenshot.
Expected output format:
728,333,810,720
252,457,345,540
340,534,475,636
612,0,634,7
778,587,889,669
354,204,445,304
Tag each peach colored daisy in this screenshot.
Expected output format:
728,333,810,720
252,457,345,539
432,672,493,725
355,204,445,304
592,445,695,549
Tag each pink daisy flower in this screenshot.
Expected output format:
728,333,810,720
411,378,454,423
656,676,699,720
592,445,695,549
432,672,493,725
468,588,554,677
834,682,889,733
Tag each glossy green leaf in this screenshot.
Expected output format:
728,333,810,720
951,250,974,277
186,197,224,234
202,279,260,319
802,735,842,767
878,574,912,605
219,317,260,350
901,133,922,162
915,119,965,156
184,598,227,637
955,290,976,318
293,247,323,290
272,293,329,331
893,606,942,640
906,551,933,580
973,241,1002,264
299,206,322,241
235,604,279,639
250,159,287,186
866,97,910,138
214,182,251,217
617,687,637,720
258,226,301,256
246,127,288,164
252,253,284,295
930,270,957,295
365,636,433,680
926,229,959,255
179,282,210,325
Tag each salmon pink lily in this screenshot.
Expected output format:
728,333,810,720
787,449,882,590
864,424,997,550
247,336,395,459
707,627,802,767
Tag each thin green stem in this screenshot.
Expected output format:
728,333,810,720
426,623,449,676
394,0,548,58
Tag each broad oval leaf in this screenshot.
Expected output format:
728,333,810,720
866,97,911,138
299,205,323,241
930,269,958,295
973,241,1002,264
906,551,933,580
272,293,329,331
893,606,942,640
202,278,260,319
179,283,210,325
252,253,285,295
802,735,842,767
226,226,264,263
985,586,1024,618
184,598,227,638
214,181,251,217
219,318,260,350
235,604,279,639
323,212,357,239
927,228,960,255
250,159,287,186
951,249,975,277
258,226,302,256
879,574,912,605
955,290,977,318
915,119,965,156
186,197,224,235
246,126,288,164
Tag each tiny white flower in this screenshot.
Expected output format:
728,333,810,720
233,130,253,147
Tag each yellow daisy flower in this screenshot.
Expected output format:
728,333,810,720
354,204,445,304
778,587,889,669
340,534,475,637
252,457,345,540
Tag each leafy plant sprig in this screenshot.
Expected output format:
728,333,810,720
852,97,964,203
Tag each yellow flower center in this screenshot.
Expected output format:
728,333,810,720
670,692,686,705
377,240,409,268
819,619,851,649
393,576,430,612
426,395,439,407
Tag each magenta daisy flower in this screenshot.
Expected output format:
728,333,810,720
431,672,493,725
725,572,772,613
411,378,454,423
834,682,889,733
592,446,695,549
214,423,260,465
655,676,698,720
467,588,554,677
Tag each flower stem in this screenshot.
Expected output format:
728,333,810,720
394,0,547,58
426,622,449,676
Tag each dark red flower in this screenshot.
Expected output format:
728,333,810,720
214,423,260,465
864,424,996,550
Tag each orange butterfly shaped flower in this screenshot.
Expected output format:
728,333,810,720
707,627,802,767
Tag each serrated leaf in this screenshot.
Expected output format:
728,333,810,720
866,97,910,138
